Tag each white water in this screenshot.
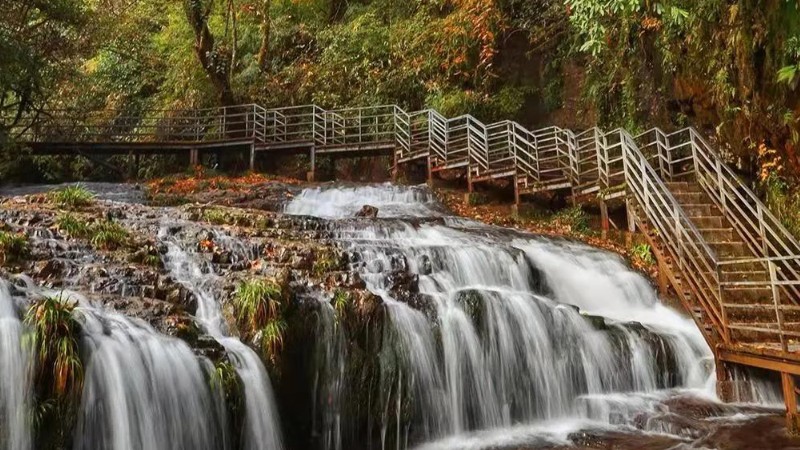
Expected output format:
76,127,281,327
309,293,346,450
0,280,32,450
283,183,443,218
9,277,229,450
286,184,716,447
160,228,284,450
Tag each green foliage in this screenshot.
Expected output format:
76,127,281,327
313,250,342,277
234,279,283,332
554,206,590,234
259,318,287,364
89,220,130,250
332,289,350,314
56,213,91,238
631,243,655,265
0,231,29,264
764,174,800,239
49,185,95,209
203,208,229,225
25,295,83,399
56,213,129,250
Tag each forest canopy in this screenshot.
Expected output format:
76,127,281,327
3,0,800,194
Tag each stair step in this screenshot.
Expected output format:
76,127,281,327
692,216,725,228
705,241,750,258
724,304,800,323
698,228,735,241
672,192,707,204
665,181,704,193
682,203,719,217
721,286,774,304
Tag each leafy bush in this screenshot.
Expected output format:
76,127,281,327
0,231,29,264
49,185,95,209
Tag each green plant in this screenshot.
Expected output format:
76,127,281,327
25,295,83,398
631,243,655,266
554,206,590,234
0,231,29,263
56,213,91,238
49,185,95,209
313,250,341,277
332,289,350,314
203,208,229,225
89,221,130,250
259,318,287,364
234,279,282,332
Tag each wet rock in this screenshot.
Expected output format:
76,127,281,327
355,205,379,218
34,259,65,280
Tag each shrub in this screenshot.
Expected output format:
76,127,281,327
332,289,350,314
49,185,94,209
0,231,29,263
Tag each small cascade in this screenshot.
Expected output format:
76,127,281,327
160,228,284,450
283,183,443,218
285,184,716,447
75,308,227,450
0,280,32,450
9,278,229,450
309,293,346,450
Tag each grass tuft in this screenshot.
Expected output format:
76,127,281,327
89,220,129,250
554,206,590,234
25,295,83,399
0,231,29,264
631,243,655,266
234,279,282,331
56,213,91,238
49,185,94,209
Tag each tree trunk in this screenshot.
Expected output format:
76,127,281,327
184,0,236,106
328,0,346,23
257,0,271,73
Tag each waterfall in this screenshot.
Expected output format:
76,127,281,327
0,280,32,450
283,183,443,218
74,308,227,450
160,228,284,450
286,184,715,447
9,278,229,450
309,293,345,450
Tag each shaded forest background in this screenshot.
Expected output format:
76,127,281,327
2,0,800,233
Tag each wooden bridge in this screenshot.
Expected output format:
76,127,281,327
12,103,800,428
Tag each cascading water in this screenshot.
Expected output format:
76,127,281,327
10,276,229,450
284,183,444,218
0,280,32,450
160,226,284,450
284,184,715,448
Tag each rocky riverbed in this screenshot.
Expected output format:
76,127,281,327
0,180,798,450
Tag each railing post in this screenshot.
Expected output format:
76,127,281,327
769,260,787,352
716,157,726,212
689,128,700,178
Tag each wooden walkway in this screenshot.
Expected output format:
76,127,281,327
12,102,800,428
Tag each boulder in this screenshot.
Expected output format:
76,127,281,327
355,205,379,218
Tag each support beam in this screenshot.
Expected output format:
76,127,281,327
249,144,256,172
599,199,609,232
783,372,800,434
426,154,433,186
309,146,316,182
189,148,199,167
625,197,636,233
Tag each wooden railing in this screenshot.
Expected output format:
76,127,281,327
11,103,800,349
